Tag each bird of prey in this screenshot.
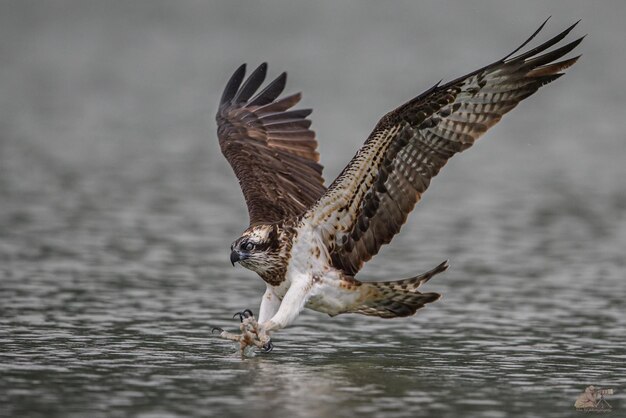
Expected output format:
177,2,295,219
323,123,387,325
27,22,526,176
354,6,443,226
212,20,582,354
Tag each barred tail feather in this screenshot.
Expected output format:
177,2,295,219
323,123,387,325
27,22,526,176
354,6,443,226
348,261,448,318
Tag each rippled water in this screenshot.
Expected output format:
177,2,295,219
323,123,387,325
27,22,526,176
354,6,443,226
1,2,625,417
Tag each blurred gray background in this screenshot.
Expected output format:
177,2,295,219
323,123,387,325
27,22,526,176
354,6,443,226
1,1,624,418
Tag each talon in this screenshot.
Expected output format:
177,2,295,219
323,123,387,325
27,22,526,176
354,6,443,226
233,309,255,322
211,327,224,334
261,340,274,353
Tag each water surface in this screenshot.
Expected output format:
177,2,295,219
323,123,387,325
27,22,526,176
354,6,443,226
1,2,625,417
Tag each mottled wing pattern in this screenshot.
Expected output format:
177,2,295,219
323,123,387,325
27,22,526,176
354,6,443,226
217,63,326,225
305,21,582,275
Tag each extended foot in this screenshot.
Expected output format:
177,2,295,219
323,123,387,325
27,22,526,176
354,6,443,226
233,309,254,322
261,340,274,353
212,309,273,354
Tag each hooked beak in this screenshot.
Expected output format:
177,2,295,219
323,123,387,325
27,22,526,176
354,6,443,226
230,250,240,266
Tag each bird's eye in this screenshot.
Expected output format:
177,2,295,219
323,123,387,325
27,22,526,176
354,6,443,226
243,242,254,251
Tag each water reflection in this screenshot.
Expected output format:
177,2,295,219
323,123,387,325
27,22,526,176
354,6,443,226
2,1,626,417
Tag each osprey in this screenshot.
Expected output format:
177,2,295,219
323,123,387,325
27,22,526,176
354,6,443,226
213,20,582,353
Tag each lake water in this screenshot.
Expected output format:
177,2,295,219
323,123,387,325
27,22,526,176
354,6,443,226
1,2,625,417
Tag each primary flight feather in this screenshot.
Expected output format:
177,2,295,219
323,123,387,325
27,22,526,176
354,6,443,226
213,20,582,353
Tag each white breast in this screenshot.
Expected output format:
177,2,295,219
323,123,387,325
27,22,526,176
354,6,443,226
274,220,361,316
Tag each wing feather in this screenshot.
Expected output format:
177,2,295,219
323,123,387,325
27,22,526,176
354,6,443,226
220,63,246,105
217,64,326,225
260,109,313,122
248,72,287,107
255,93,302,114
304,21,582,275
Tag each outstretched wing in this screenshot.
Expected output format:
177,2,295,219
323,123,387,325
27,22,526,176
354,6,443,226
217,63,326,226
305,20,583,276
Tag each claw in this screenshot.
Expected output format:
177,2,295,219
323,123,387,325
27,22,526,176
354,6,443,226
216,311,269,352
261,340,274,353
233,309,254,322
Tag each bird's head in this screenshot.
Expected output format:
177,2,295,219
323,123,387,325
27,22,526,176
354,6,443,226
230,224,281,274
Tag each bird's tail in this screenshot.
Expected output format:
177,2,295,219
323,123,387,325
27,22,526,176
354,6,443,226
346,260,448,318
